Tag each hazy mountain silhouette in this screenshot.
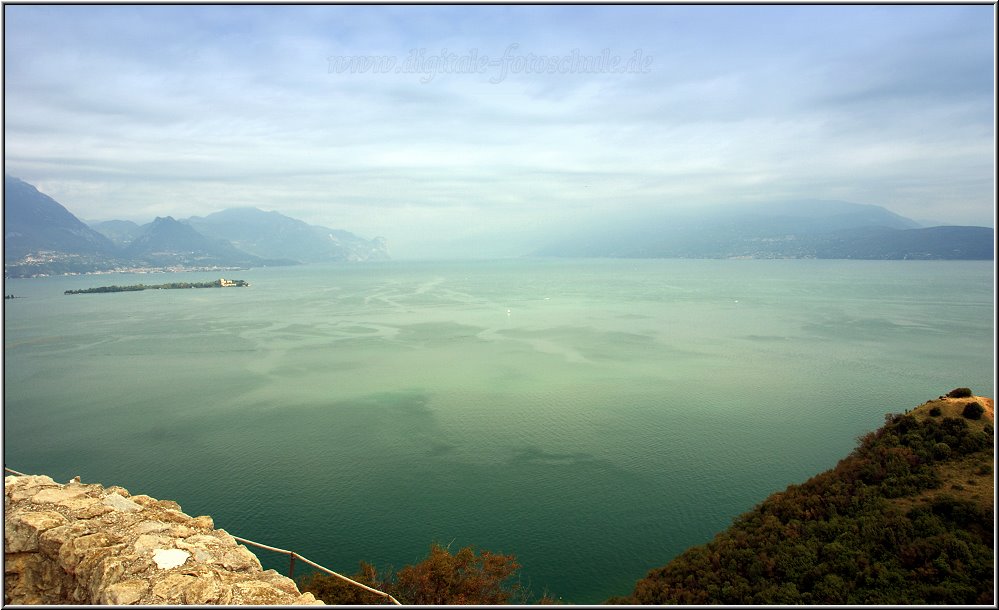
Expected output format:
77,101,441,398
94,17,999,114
90,219,143,247
121,216,288,267
186,207,389,263
537,200,993,260
4,176,389,277
4,175,117,260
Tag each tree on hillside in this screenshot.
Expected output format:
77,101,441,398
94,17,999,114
395,543,521,604
962,401,985,420
298,542,523,605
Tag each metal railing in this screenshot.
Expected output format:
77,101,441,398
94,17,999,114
3,467,401,605
231,535,401,604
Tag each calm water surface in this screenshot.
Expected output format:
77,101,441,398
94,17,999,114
3,259,994,602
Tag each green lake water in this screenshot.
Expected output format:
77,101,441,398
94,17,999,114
3,258,994,602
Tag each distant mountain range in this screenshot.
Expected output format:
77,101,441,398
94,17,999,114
186,207,389,263
4,175,994,277
3,175,389,277
536,200,994,260
119,216,293,268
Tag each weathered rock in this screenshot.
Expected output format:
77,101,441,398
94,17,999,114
235,580,291,604
133,533,173,556
183,573,221,604
259,568,302,595
190,546,215,563
152,572,197,601
5,511,69,552
57,495,115,518
191,514,215,530
102,493,143,513
135,520,172,534
221,545,263,572
5,474,58,502
101,579,149,605
4,474,324,604
32,485,91,505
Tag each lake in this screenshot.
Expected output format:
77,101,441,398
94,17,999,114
3,258,994,602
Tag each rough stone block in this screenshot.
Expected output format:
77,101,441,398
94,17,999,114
133,533,172,556
259,568,301,595
83,550,127,600
102,493,143,513
151,572,196,602
31,486,90,505
6,475,58,502
183,573,221,604
6,511,69,552
101,579,149,605
235,580,289,604
221,545,263,571
5,474,325,605
56,496,114,518
135,520,172,534
169,524,196,538
38,523,86,558
181,533,225,547
295,591,325,605
190,515,214,530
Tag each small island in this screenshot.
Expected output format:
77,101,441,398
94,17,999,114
65,278,249,295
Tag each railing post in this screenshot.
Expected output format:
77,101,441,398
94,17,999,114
289,553,296,580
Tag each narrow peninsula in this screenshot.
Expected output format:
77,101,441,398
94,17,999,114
65,278,248,295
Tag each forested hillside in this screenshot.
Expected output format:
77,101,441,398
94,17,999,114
609,390,994,605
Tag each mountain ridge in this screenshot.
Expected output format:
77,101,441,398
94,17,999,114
538,200,993,260
89,219,143,247
4,175,118,260
186,206,389,263
120,216,294,268
3,175,389,277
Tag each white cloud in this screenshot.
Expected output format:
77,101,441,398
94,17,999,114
4,5,994,258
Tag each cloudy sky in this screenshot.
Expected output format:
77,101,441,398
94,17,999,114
3,5,995,258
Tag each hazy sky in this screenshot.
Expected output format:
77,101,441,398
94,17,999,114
3,5,995,258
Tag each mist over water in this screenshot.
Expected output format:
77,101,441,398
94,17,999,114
3,259,993,602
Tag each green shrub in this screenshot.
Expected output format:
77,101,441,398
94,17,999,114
947,388,973,398
929,407,942,416
961,402,984,420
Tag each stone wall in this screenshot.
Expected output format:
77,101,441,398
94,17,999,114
4,474,324,605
